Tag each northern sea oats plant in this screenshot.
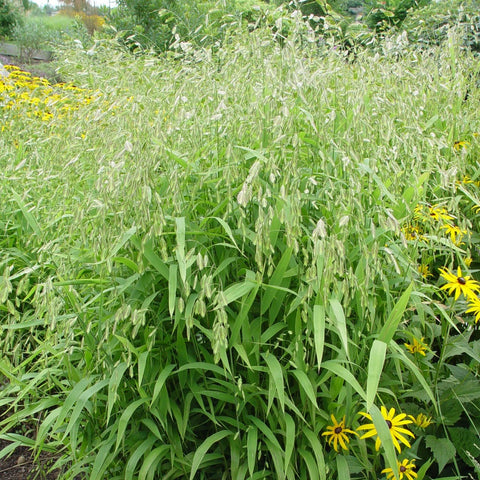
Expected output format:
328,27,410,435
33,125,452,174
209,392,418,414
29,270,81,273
1,17,480,480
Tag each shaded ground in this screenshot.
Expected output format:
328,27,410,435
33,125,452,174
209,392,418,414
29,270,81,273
0,439,61,480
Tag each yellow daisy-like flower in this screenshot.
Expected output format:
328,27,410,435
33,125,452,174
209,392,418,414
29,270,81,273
357,406,415,453
465,257,473,268
417,264,432,279
427,205,454,222
404,337,428,356
408,413,432,429
382,458,417,480
454,140,470,151
401,225,427,242
440,224,467,246
465,296,480,325
439,266,480,301
321,414,358,452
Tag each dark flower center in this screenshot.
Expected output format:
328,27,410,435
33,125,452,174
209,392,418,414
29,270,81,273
400,466,407,472
457,277,466,285
386,420,392,429
334,426,343,434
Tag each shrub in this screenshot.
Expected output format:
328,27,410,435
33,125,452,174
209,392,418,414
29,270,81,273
0,0,21,39
401,0,480,51
109,0,272,51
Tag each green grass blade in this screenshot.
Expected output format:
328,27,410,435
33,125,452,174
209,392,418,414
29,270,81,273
322,360,366,401
378,283,413,343
52,377,92,434
261,246,293,315
284,413,295,474
11,189,41,235
64,378,109,438
302,427,326,480
115,398,149,451
125,437,157,480
300,449,319,480
313,305,326,372
138,445,170,480
247,426,258,477
328,298,350,360
262,352,285,412
175,217,186,284
189,430,232,480
150,364,176,406
169,264,177,318
131,236,169,280
366,339,387,411
336,454,350,480
369,404,398,479
91,436,116,480
291,370,318,410
107,362,129,425
221,277,257,306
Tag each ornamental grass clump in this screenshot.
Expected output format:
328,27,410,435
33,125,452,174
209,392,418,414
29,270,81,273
1,23,480,480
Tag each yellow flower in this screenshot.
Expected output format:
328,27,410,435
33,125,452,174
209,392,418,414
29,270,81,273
439,266,480,301
454,140,470,151
408,413,432,429
465,257,473,268
404,337,428,356
401,225,426,242
382,458,417,480
417,264,432,279
465,296,480,325
321,414,358,452
357,406,415,453
427,205,454,222
440,224,467,246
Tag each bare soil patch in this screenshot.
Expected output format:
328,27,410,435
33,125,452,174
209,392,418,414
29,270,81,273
0,438,61,480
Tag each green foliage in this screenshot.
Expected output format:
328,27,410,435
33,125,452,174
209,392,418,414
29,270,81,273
401,0,480,52
364,0,429,32
109,0,272,51
0,0,21,39
11,15,86,60
1,24,480,480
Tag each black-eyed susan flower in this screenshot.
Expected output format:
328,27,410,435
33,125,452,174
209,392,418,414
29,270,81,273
404,337,428,356
401,225,426,242
454,140,470,151
427,205,454,222
382,458,417,480
440,224,467,246
465,296,480,325
417,264,432,279
357,406,415,453
465,257,473,268
408,413,432,429
439,266,480,301
321,414,358,452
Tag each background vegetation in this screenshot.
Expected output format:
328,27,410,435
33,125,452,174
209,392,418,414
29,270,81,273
1,1,480,479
